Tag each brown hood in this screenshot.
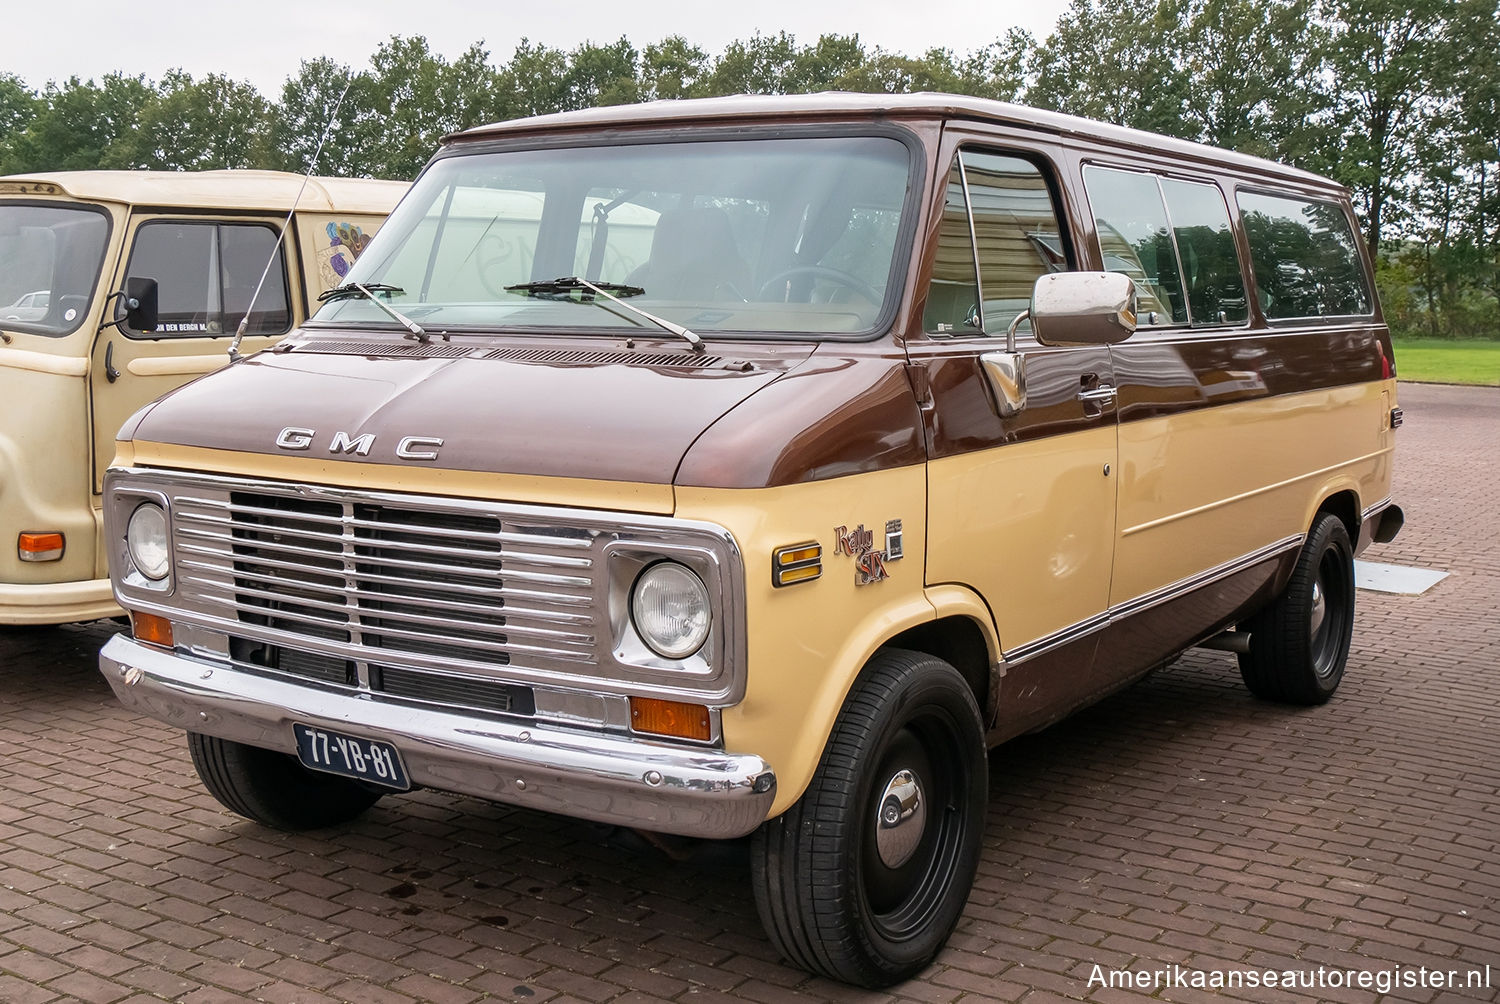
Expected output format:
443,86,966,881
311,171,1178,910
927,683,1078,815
127,338,813,487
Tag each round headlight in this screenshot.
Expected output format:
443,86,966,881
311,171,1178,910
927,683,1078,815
126,503,170,580
631,562,711,660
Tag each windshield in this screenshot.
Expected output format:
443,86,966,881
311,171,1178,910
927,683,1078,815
0,203,110,337
312,135,914,339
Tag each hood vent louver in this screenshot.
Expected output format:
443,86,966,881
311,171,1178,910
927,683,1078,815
287,339,732,369
481,346,723,368
289,339,479,359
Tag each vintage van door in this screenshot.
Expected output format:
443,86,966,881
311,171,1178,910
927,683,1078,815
910,140,1120,738
88,213,301,491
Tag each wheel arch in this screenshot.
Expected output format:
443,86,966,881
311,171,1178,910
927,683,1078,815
1313,486,1361,544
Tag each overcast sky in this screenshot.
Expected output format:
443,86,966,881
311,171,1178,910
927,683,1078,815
7,0,1070,96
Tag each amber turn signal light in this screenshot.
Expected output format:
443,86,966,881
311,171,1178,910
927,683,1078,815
629,697,712,742
772,541,822,587
18,532,64,562
131,612,174,648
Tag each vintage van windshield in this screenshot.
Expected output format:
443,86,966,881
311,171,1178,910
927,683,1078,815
0,203,109,337
311,136,912,338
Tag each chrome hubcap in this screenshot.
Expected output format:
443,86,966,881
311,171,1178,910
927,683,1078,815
1310,579,1327,639
875,769,925,869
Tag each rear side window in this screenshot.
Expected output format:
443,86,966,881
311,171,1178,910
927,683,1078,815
124,221,291,337
1237,192,1371,318
922,150,1068,337
1085,167,1247,327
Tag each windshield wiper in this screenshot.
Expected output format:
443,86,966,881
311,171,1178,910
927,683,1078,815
505,276,704,352
318,281,406,303
317,282,434,343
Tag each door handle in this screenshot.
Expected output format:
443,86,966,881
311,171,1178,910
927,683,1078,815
104,342,120,383
1077,383,1116,404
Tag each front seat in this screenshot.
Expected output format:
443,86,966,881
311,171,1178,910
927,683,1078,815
628,207,751,301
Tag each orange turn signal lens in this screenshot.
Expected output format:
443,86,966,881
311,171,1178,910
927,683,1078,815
629,697,712,742
18,532,64,562
131,612,174,648
772,541,822,587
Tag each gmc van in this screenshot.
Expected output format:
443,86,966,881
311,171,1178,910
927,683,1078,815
95,95,1403,987
0,170,405,624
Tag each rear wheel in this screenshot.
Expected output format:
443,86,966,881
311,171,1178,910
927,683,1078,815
1239,512,1355,705
751,649,987,988
188,733,383,830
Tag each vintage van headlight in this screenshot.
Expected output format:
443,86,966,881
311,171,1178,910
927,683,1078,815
126,503,170,580
631,561,711,659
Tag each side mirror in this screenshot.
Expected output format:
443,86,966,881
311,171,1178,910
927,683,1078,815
123,276,158,332
1030,271,1137,347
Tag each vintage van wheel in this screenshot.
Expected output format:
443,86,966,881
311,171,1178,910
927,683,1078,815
750,649,987,988
1238,512,1355,705
188,733,383,831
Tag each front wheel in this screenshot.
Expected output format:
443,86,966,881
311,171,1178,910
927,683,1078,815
1238,511,1355,704
188,733,384,831
751,649,988,988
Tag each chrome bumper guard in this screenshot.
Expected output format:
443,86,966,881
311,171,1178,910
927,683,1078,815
99,634,776,839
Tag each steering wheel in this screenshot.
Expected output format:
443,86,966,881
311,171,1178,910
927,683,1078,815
758,265,883,304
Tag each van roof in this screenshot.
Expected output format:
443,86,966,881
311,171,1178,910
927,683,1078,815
0,169,408,213
453,92,1333,190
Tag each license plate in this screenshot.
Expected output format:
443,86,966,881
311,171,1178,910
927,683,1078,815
292,723,411,791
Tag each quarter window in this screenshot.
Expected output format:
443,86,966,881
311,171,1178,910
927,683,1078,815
1237,192,1371,318
124,221,291,337
923,151,1068,337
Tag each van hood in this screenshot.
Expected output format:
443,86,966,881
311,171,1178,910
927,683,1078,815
126,336,813,491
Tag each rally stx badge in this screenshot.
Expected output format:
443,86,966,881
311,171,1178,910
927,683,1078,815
834,519,903,585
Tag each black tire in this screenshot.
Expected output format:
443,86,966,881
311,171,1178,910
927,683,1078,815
1238,512,1356,705
188,733,383,830
750,649,987,988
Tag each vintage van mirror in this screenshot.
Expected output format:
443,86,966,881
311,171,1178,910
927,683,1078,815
122,276,158,332
1030,271,1138,346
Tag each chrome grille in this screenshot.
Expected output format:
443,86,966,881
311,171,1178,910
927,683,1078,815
173,490,597,676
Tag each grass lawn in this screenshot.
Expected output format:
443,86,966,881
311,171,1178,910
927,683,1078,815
1391,337,1500,386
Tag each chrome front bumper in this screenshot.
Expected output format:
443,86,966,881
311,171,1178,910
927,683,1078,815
99,634,777,839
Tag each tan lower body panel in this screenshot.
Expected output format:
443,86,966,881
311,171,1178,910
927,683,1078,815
1113,379,1395,607
677,467,946,817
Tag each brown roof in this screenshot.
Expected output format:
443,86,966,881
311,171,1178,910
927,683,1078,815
454,92,1332,189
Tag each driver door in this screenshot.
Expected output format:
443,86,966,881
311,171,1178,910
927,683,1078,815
89,214,298,491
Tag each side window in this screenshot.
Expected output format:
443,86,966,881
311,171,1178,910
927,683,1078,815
964,151,1068,336
1159,178,1248,324
1084,166,1187,325
124,221,290,337
923,150,1068,337
1237,191,1371,318
921,158,981,334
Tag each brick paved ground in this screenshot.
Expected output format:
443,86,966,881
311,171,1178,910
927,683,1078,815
1,381,1496,1003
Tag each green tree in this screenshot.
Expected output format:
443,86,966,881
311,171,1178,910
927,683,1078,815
267,57,381,177
6,73,155,171
640,36,710,100
134,70,270,171
497,39,570,117
565,37,640,109
1027,0,1194,137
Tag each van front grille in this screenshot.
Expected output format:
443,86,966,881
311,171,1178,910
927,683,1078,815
173,489,598,685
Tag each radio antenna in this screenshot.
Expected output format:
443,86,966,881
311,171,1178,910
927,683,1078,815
228,79,353,363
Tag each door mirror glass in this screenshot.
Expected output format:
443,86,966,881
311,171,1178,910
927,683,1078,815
1030,271,1138,346
123,276,158,333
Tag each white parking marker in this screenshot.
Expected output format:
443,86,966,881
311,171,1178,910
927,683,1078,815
1354,560,1449,595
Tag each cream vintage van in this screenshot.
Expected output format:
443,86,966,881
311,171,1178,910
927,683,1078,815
0,170,405,625
96,95,1403,986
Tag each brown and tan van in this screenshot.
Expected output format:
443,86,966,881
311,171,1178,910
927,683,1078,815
0,170,405,625
95,95,1403,987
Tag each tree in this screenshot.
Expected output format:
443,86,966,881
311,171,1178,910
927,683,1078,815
267,57,381,177
565,37,640,109
640,36,710,100
497,39,570,118
5,73,155,172
134,70,270,171
1026,0,1194,137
